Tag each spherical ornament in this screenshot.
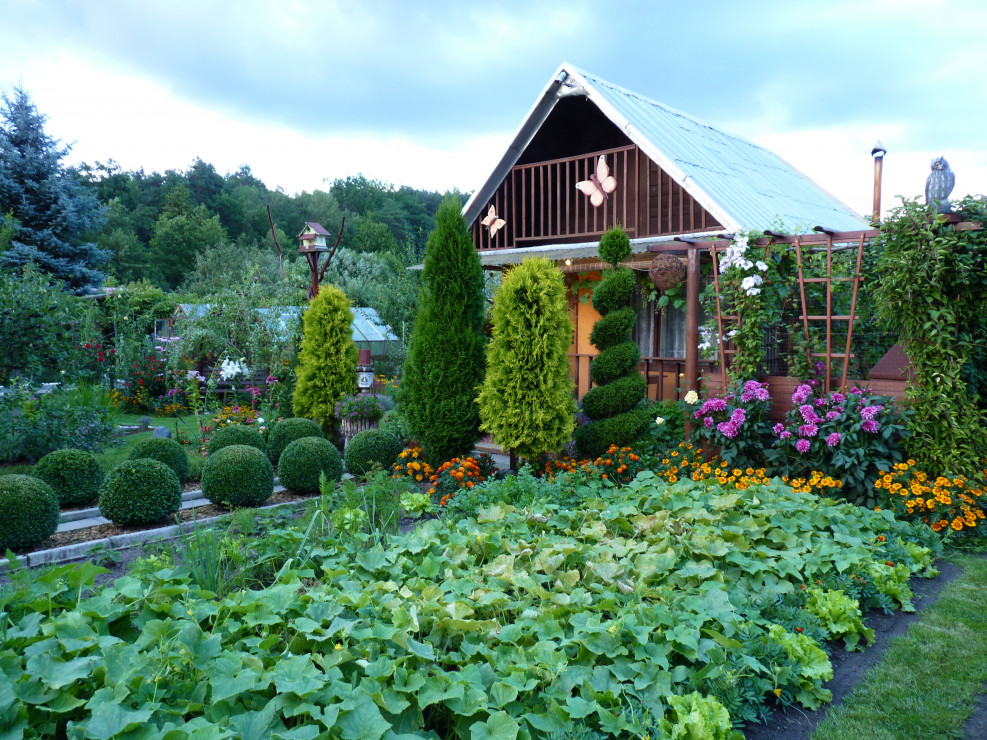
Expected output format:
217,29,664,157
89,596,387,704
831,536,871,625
648,254,686,291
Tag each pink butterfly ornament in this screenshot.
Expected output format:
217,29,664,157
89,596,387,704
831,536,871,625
576,155,617,208
481,204,506,238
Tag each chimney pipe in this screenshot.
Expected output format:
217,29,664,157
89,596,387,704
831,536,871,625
871,140,887,224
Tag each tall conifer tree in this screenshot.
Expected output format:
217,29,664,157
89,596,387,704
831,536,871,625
0,87,107,292
399,197,485,463
477,258,575,460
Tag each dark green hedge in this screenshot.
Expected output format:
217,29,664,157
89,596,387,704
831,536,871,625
278,437,343,495
98,459,182,525
0,474,59,551
33,448,103,506
589,307,636,351
591,266,635,315
267,417,324,465
590,342,641,386
207,424,268,458
573,407,652,458
128,437,189,484
580,373,648,420
344,429,403,477
202,444,275,508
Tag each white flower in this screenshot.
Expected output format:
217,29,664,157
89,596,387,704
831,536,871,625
655,416,665,426
740,275,763,292
219,357,248,381
726,330,738,339
734,235,749,251
746,287,761,296
756,261,768,272
684,390,699,405
256,417,264,424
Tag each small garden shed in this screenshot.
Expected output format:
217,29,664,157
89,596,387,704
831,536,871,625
464,63,870,400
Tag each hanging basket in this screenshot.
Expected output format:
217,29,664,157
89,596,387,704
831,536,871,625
648,254,686,291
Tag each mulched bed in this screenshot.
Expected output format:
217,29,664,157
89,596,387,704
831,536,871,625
743,559,964,739
19,489,318,555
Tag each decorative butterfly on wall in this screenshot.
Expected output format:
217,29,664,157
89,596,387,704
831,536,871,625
481,204,506,238
576,155,617,208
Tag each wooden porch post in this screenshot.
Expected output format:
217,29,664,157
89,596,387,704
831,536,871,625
684,248,700,394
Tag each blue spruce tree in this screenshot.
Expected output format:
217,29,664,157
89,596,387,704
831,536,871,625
0,87,107,292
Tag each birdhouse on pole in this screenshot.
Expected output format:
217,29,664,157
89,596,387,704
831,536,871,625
297,222,333,300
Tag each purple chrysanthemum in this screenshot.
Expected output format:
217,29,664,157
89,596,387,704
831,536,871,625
831,392,845,404
860,405,884,421
703,416,714,429
717,421,739,438
730,408,747,425
796,439,811,453
861,419,880,433
798,423,819,438
792,384,813,404
780,430,792,439
773,423,785,434
825,410,842,421
826,432,842,447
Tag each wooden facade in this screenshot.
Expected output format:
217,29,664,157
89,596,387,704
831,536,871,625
471,144,721,251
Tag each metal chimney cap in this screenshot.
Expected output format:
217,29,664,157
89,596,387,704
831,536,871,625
871,140,887,157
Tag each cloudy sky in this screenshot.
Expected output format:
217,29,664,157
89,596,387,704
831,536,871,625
2,0,984,218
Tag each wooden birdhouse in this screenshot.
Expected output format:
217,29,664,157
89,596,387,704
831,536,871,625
297,222,331,253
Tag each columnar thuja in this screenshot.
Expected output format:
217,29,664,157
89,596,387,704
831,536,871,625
574,227,651,458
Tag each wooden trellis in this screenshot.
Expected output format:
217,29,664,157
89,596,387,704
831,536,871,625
707,229,878,392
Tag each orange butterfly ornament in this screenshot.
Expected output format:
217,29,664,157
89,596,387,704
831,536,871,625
481,204,506,238
576,155,617,207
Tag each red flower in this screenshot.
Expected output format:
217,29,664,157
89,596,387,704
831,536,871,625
84,343,91,349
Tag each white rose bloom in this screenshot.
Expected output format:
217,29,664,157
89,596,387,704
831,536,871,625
684,390,700,405
655,416,665,426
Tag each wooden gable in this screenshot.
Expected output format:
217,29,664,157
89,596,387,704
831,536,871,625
470,98,721,251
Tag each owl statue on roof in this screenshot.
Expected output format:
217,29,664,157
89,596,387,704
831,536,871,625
925,156,955,213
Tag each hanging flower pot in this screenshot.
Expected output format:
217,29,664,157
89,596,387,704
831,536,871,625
649,254,686,291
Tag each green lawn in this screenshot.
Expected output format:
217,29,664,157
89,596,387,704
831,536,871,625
812,554,987,739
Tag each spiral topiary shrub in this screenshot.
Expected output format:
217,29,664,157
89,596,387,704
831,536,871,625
598,225,632,265
201,444,274,508
591,266,635,315
98,459,182,525
33,448,103,506
278,437,343,494
577,227,648,458
589,307,636,349
128,437,189,484
581,373,648,420
0,474,59,551
207,424,268,458
267,417,324,465
344,429,403,477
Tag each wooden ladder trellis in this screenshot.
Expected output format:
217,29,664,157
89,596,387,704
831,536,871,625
707,229,874,393
792,230,867,395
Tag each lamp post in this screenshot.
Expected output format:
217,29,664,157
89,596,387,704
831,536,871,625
356,349,375,394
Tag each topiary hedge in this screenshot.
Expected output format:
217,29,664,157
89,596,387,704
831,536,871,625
581,373,648,420
278,437,343,495
590,342,641,386
0,474,59,551
344,429,403,477
98,459,182,525
267,417,324,465
201,444,274,508
597,225,632,265
33,448,103,506
589,307,636,349
128,437,190,484
573,407,652,459
207,424,268,458
591,266,635,315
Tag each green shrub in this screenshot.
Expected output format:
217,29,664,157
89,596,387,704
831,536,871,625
267,417,324,465
201,444,274,508
0,474,59,551
33,448,103,506
398,197,486,463
590,342,641,386
598,226,631,266
574,407,651,458
580,373,648,420
128,437,190,484
344,429,403,477
278,437,343,495
207,424,268,457
591,266,634,315
589,307,636,350
98,459,182,525
477,257,576,460
378,408,413,445
292,285,358,428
